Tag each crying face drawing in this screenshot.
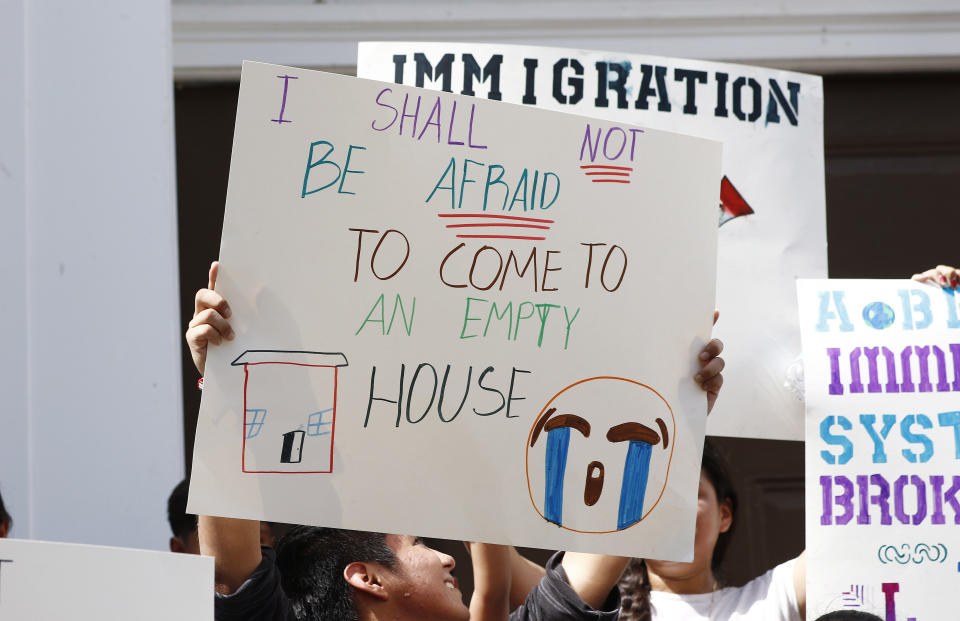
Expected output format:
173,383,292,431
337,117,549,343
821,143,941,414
525,377,675,533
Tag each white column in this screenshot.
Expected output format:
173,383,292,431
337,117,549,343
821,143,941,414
0,0,29,539
0,0,184,549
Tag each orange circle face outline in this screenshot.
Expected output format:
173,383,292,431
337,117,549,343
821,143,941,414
524,376,676,534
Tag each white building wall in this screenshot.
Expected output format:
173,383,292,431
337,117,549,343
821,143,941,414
0,0,29,540
0,0,183,549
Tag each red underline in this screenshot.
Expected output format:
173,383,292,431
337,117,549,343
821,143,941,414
580,165,633,171
591,179,631,184
446,223,551,229
438,213,554,223
455,234,546,240
585,172,630,177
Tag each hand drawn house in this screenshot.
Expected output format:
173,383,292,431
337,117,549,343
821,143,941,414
231,350,348,473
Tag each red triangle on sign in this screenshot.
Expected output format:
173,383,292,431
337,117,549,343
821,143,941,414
718,176,754,227
720,176,753,218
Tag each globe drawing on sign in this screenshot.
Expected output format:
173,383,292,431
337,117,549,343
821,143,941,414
525,377,675,534
862,301,896,330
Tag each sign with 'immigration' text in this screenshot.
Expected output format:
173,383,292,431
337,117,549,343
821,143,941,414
358,42,827,441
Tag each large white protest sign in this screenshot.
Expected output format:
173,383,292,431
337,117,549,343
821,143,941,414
358,42,827,441
0,539,212,620
799,279,960,619
188,62,721,559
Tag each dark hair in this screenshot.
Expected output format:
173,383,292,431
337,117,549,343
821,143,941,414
701,438,737,571
814,612,883,621
0,488,11,533
275,526,397,621
619,439,737,621
167,479,198,539
618,558,653,621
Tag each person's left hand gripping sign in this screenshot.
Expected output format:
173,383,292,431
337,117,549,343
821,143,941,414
525,314,723,534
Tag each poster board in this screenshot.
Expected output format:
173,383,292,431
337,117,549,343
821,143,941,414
188,61,721,559
0,538,213,620
799,279,960,619
357,42,827,441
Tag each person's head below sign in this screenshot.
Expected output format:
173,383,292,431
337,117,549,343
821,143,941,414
278,529,466,621
0,488,11,538
188,261,725,621
168,478,200,554
813,612,883,621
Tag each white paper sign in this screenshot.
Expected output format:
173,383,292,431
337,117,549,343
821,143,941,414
189,61,721,559
798,279,960,619
0,539,213,620
358,42,827,441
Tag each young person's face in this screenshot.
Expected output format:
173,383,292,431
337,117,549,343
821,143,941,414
646,469,732,582
381,535,468,621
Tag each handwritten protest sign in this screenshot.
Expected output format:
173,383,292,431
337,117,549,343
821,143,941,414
0,539,212,620
188,61,720,558
799,280,960,619
358,42,827,441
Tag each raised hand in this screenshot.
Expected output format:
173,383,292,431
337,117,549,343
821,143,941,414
186,261,234,375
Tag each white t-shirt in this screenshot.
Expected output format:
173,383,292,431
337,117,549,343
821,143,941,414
649,559,801,621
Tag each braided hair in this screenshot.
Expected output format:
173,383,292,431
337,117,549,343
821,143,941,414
618,558,653,621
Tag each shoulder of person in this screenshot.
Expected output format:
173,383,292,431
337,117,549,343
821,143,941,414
712,559,800,620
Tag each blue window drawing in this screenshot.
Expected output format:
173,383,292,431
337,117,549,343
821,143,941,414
245,409,267,439
306,408,334,436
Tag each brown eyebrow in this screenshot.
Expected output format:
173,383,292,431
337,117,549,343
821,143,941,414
530,408,557,447
606,422,660,445
530,409,592,447
545,414,591,438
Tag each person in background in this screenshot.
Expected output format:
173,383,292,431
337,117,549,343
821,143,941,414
0,489,11,538
260,522,277,548
617,439,804,620
170,478,279,553
504,440,804,621
813,612,882,621
168,479,201,554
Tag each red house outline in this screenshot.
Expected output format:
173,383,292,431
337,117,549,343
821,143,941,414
231,350,348,474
